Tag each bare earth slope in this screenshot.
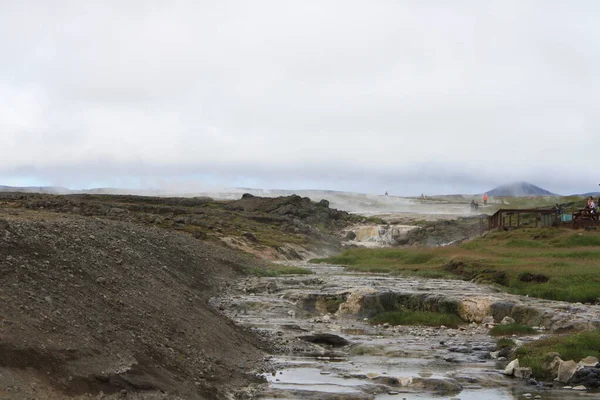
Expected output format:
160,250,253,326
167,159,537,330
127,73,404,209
0,208,266,399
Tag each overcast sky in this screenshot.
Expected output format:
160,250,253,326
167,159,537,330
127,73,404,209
1,1,599,195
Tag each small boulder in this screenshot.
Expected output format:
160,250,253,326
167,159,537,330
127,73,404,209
514,367,533,380
504,359,520,376
543,354,563,378
243,232,259,243
556,360,578,383
317,199,330,208
299,333,349,347
501,316,516,325
345,231,357,241
579,356,599,368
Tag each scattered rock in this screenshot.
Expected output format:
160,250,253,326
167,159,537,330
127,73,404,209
504,359,520,376
579,356,599,368
556,360,578,383
570,367,600,388
542,353,563,378
299,333,349,347
345,231,357,241
514,367,532,380
243,232,259,243
501,316,516,325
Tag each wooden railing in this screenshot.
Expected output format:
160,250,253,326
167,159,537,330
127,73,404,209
488,209,559,230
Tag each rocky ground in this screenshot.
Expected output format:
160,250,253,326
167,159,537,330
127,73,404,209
2,192,373,262
214,262,600,399
0,205,272,399
0,191,549,400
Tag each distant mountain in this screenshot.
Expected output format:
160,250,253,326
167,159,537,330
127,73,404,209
0,185,70,194
574,192,600,197
486,182,557,197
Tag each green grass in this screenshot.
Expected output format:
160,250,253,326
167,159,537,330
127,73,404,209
515,330,600,379
489,324,537,337
370,310,464,329
313,228,600,303
246,265,313,277
496,338,516,349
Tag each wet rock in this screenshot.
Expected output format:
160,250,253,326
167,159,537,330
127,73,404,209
337,289,377,316
579,356,599,368
542,353,563,377
572,385,587,391
458,296,493,322
448,346,471,354
514,367,532,379
345,231,357,240
410,377,463,396
299,333,349,347
570,367,600,388
504,359,519,376
556,360,578,383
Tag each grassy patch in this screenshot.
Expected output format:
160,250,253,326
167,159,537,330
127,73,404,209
490,324,538,337
246,265,313,277
504,239,547,248
496,338,516,349
315,228,600,303
516,330,600,380
322,296,346,313
370,310,463,329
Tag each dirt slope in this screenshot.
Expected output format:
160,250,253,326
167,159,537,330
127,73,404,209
8,192,367,261
0,208,267,400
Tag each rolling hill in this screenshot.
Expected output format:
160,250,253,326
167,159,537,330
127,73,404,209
486,182,557,197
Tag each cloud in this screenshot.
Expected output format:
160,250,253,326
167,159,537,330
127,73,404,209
1,1,599,195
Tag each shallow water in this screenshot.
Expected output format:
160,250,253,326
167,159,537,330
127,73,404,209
216,263,600,399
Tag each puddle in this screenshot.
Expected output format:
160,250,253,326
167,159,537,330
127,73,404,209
375,388,514,399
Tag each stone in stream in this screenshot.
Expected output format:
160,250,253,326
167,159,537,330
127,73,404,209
570,366,600,388
298,333,349,347
504,359,519,376
556,360,578,383
579,356,599,368
514,367,532,379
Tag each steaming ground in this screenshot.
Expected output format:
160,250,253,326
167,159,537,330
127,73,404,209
202,189,488,219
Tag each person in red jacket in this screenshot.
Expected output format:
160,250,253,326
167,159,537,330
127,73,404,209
483,193,488,206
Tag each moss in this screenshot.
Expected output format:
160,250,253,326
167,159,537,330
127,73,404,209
489,324,537,337
515,330,600,380
370,310,463,329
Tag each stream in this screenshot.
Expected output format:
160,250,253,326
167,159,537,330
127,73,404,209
214,263,600,400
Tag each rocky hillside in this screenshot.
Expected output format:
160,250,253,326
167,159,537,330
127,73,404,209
0,206,271,399
3,192,369,261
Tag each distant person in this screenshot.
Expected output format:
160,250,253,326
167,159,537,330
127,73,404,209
586,196,597,220
586,196,596,209
555,203,562,215
385,191,388,196
470,200,479,211
420,193,425,200
483,193,488,206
